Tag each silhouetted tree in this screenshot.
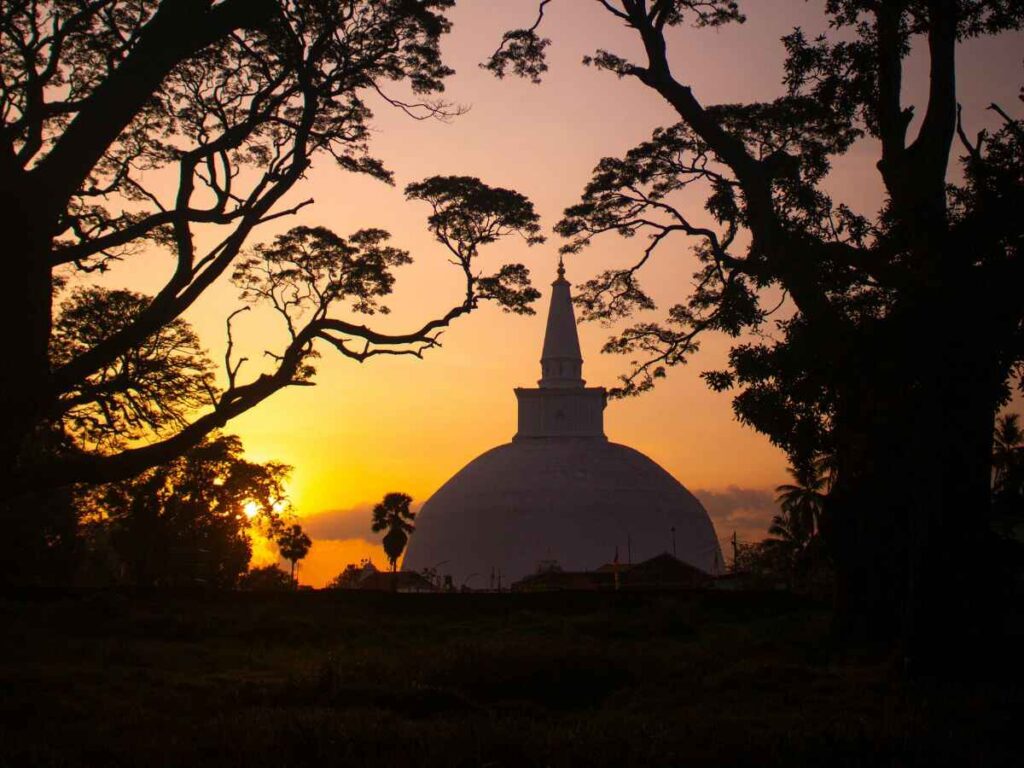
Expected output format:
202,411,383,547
492,1,1024,654
371,492,416,573
327,562,365,589
992,413,1024,543
769,464,834,594
275,523,311,584
993,414,1024,494
51,287,218,453
1,2,542,497
774,464,828,545
0,285,222,584
239,564,294,591
729,537,788,587
79,433,289,587
766,512,810,560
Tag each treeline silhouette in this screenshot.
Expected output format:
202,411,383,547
3,431,312,589
736,425,1024,600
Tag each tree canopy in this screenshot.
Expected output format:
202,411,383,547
79,432,291,587
491,0,1023,456
0,0,548,493
1,1,543,491
489,0,1024,652
275,522,312,583
50,287,218,452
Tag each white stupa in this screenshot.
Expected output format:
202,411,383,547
402,260,723,586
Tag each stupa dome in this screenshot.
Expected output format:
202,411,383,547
402,259,723,586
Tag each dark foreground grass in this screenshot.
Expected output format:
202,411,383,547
0,590,1019,767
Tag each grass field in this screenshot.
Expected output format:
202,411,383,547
0,590,1020,767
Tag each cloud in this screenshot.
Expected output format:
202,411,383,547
300,499,425,542
299,504,376,541
693,486,778,544
296,503,419,586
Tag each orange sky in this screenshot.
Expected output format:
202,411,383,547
76,2,1024,586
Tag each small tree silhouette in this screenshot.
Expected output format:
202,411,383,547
774,464,828,544
994,414,1024,494
238,565,293,592
371,493,416,574
276,524,311,586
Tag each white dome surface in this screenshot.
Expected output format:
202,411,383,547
403,438,723,586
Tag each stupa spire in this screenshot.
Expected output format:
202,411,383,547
515,257,606,439
539,256,584,388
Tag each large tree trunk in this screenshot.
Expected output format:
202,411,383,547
826,304,1004,666
0,195,54,485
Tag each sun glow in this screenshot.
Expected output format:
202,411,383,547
243,501,260,519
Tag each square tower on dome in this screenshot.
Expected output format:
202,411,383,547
514,259,606,440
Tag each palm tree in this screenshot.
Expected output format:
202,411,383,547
993,414,1023,493
276,523,312,586
767,511,810,552
774,463,827,544
767,461,833,591
811,451,838,495
371,492,416,573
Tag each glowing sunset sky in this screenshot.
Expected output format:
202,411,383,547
78,2,1023,586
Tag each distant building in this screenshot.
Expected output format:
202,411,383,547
513,569,609,592
357,570,438,593
620,553,712,590
511,553,713,592
332,560,438,593
403,260,724,585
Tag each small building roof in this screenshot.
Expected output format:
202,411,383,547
356,571,437,592
511,553,711,592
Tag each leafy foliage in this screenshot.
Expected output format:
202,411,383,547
327,562,366,589
239,564,294,591
226,175,542,379
484,1,744,82
994,414,1024,489
50,287,217,451
774,464,828,544
728,459,833,595
235,226,412,324
405,175,544,314
79,433,290,587
992,412,1024,543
